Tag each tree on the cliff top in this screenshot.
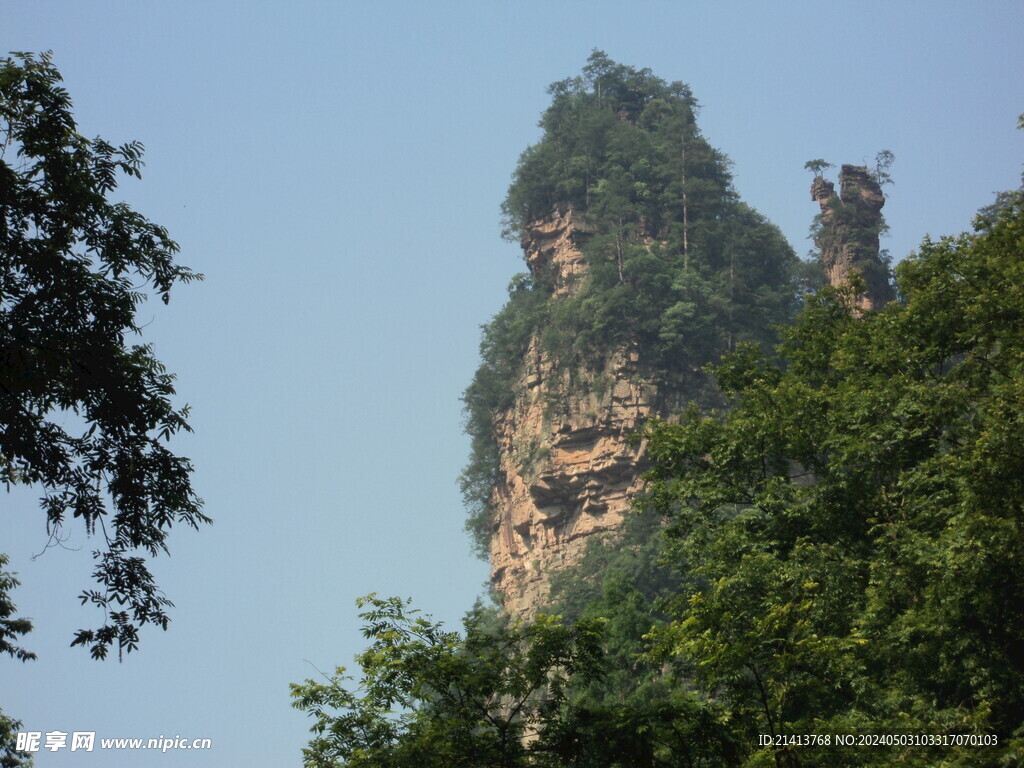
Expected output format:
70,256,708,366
803,158,832,177
0,51,206,662
872,149,895,187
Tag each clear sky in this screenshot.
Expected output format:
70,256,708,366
1,1,1021,765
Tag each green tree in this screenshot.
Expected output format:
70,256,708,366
0,555,33,665
643,182,1024,766
803,158,833,178
0,51,206,661
292,596,737,768
871,149,895,188
0,711,30,768
0,555,33,767
290,595,605,768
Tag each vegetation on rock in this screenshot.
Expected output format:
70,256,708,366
461,52,799,554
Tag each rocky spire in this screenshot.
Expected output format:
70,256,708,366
811,164,895,311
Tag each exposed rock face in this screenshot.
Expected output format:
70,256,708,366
488,208,687,619
521,206,594,298
812,164,894,311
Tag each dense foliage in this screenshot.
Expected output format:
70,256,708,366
461,53,798,553
290,595,606,768
498,50,796,364
0,52,205,661
292,595,737,768
640,179,1024,766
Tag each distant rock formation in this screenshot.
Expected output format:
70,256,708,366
812,165,894,311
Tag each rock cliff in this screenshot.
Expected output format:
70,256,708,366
811,164,894,311
487,208,690,619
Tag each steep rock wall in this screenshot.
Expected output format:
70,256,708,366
488,208,687,619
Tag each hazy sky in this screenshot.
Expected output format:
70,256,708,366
2,2,1022,765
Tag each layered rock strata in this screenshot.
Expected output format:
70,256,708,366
811,164,894,311
488,208,685,619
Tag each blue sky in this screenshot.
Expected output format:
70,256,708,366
2,2,1022,765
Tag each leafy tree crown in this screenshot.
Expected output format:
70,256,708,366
0,52,206,661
